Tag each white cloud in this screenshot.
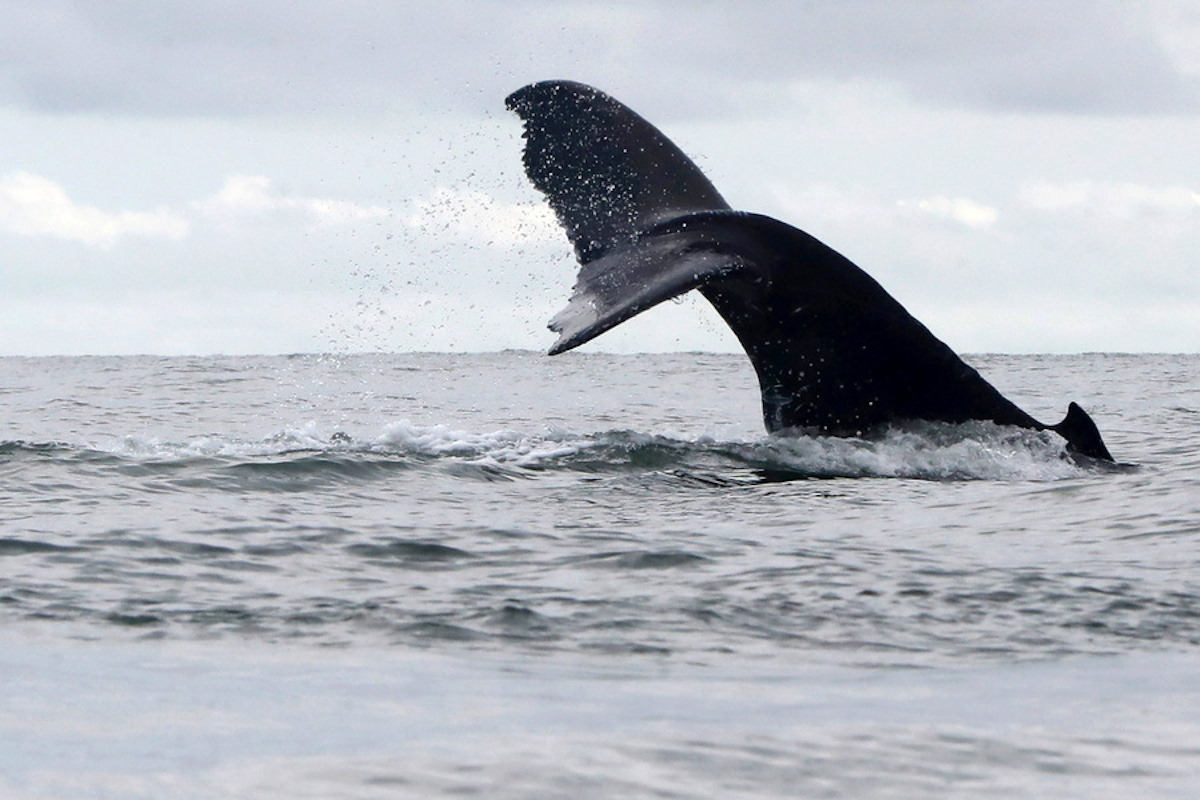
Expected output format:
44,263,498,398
196,175,278,216
0,171,189,248
196,175,389,227
0,171,391,251
904,195,999,228
406,187,560,246
770,185,999,238
1020,181,1200,217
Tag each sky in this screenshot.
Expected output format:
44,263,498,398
1,0,1197,356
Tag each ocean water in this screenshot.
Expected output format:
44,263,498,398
1,351,1198,798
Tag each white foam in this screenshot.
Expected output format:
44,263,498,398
88,421,334,461
373,420,594,467
750,424,1085,481
81,418,1086,482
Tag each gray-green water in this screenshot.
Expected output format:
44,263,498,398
2,352,1198,798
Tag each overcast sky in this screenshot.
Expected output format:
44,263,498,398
1,0,1197,356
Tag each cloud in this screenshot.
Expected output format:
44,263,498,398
641,0,1199,116
0,172,390,250
1020,181,1200,217
903,196,999,228
1151,0,1200,78
0,1,1193,119
196,175,388,227
771,184,998,236
0,4,1195,356
0,171,188,248
853,1,1198,115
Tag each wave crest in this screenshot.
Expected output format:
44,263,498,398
372,419,1086,481
3,419,1092,483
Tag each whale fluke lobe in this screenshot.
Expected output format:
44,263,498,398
505,80,729,263
544,217,746,354
1051,402,1114,462
507,80,1116,462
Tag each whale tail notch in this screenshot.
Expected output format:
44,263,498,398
1050,402,1113,461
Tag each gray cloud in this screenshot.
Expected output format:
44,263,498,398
0,0,1194,120
760,0,1195,114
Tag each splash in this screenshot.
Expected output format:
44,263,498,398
22,418,1092,482
364,419,1088,481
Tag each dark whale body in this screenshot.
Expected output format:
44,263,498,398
506,80,1114,462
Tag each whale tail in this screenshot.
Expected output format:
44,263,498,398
507,80,1116,462
1050,402,1113,461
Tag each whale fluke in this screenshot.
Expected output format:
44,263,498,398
1050,402,1114,462
506,80,1115,462
506,80,729,264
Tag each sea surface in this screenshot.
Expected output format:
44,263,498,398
2,351,1198,798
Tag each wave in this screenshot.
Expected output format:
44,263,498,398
1,418,1099,482
372,419,1099,481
